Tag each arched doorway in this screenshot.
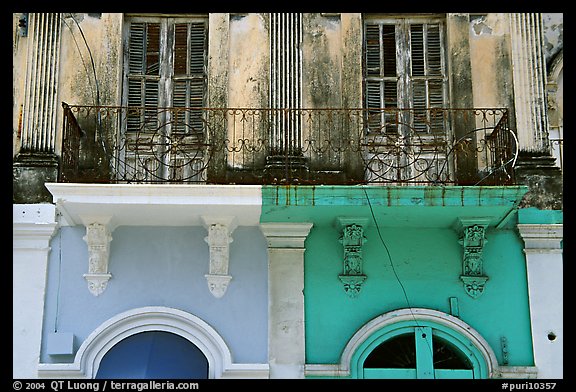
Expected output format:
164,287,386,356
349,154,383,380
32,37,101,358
96,331,208,379
344,308,497,379
358,323,480,378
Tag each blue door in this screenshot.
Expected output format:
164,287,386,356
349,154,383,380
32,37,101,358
96,331,209,379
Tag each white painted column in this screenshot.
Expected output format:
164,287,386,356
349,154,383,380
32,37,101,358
20,13,62,153
13,204,58,378
260,222,313,379
509,13,550,153
517,224,563,379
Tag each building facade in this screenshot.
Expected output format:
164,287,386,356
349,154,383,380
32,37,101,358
13,13,562,379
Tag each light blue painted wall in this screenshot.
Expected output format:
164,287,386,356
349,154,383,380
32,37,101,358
41,225,269,364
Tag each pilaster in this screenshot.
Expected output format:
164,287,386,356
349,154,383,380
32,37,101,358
260,222,313,379
13,13,63,204
508,13,549,154
13,204,58,378
517,223,563,379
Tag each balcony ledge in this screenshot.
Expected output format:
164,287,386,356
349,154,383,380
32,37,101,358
45,183,262,229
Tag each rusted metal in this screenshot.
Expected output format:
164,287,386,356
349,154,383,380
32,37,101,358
59,104,517,186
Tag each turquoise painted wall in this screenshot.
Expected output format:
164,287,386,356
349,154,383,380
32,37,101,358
262,185,533,372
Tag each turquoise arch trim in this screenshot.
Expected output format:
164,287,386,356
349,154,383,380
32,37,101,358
344,308,497,379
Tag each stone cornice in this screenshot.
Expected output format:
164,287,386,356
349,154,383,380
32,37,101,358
13,204,58,250
260,222,313,248
517,223,563,250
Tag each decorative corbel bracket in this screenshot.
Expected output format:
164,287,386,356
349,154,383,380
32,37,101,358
455,218,491,299
201,216,237,298
336,217,369,298
82,221,113,296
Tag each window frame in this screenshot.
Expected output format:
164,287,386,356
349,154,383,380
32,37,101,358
353,320,486,379
121,14,208,112
119,14,209,182
362,15,449,131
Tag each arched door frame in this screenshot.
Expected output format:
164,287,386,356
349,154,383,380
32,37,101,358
38,306,235,378
341,308,499,379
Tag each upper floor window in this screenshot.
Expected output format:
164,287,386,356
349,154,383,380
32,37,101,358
363,16,448,133
121,15,208,182
123,15,208,134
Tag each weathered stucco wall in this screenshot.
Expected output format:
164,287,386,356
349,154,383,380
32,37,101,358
542,13,563,67
302,14,342,108
13,14,29,157
58,13,123,107
469,14,515,110
228,14,269,109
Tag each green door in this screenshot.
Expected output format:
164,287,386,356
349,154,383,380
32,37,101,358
361,326,475,379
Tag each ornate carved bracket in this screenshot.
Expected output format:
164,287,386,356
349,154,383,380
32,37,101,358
82,223,113,296
202,216,236,298
455,218,491,299
336,217,369,298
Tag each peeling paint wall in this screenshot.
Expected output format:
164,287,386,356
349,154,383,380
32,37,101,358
59,13,123,107
13,13,29,157
13,13,563,190
228,14,269,108
469,14,515,110
542,13,563,67
302,14,342,108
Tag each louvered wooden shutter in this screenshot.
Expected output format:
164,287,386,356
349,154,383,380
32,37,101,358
409,22,446,133
364,23,398,134
365,20,446,134
127,22,160,133
172,21,207,134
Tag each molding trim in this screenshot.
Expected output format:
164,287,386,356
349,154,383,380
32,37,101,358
334,308,500,378
13,204,58,251
304,364,538,379
517,224,563,250
37,306,269,379
260,222,313,248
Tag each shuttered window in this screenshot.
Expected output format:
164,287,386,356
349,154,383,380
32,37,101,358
125,17,208,134
122,16,208,182
364,18,447,133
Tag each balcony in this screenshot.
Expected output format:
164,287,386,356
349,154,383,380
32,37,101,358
60,104,518,186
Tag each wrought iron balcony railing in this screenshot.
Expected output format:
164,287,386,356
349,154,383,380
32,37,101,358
60,103,518,186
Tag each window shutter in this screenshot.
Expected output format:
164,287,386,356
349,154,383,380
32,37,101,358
365,24,380,77
410,24,425,77
426,24,442,76
127,22,160,132
365,23,398,133
172,21,206,134
408,22,446,133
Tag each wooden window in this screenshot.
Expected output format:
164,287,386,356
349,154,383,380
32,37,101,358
122,15,208,182
364,17,448,134
124,16,207,134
